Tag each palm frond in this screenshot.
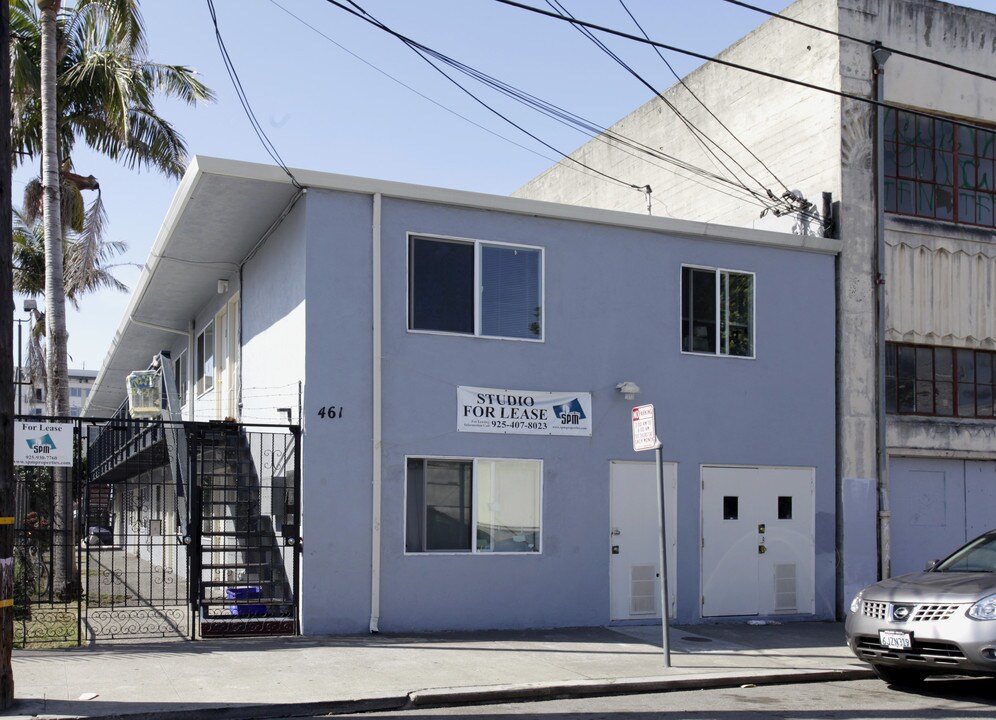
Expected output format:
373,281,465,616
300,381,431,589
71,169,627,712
12,210,47,297
141,62,217,105
72,0,146,55
14,204,132,309
11,0,212,178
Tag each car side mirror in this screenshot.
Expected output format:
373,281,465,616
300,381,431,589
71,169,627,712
925,559,939,571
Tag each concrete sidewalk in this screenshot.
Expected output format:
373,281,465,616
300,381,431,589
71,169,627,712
6,622,873,720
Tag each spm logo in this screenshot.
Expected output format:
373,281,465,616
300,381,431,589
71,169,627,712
26,433,57,455
553,398,587,426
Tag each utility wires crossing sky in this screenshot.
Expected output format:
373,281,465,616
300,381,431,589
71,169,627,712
212,0,995,224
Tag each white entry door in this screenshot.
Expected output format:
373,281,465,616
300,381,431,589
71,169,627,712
609,461,677,621
701,466,815,617
214,295,240,420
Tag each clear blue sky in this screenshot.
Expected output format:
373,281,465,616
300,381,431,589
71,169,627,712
12,0,996,371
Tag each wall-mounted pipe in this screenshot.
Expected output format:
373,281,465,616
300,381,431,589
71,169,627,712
369,193,384,634
873,42,892,581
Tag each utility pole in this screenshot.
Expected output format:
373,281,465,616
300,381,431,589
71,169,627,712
1,0,17,706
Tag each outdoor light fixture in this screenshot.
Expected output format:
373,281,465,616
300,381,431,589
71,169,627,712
217,279,229,294
616,381,641,400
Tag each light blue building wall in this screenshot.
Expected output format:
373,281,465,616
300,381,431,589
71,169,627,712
271,187,838,633
90,159,837,635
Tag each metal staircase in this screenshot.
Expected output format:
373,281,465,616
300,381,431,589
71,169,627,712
193,423,296,636
82,353,300,640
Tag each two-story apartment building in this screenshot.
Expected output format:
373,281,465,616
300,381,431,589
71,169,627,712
514,0,996,608
84,156,838,633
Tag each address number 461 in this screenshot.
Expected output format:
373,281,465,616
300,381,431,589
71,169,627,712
316,406,343,419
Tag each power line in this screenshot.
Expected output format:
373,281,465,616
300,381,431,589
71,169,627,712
205,0,302,189
323,0,821,219
266,0,565,171
328,0,648,194
546,2,751,188
616,0,791,195
546,0,781,210
490,0,996,138
718,0,996,85
275,0,704,196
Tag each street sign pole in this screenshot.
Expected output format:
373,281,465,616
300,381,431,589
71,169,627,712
631,404,671,668
655,441,671,668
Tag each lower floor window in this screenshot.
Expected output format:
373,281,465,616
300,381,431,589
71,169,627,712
886,342,995,418
406,457,541,553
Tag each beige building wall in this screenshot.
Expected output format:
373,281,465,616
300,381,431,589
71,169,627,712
514,0,841,231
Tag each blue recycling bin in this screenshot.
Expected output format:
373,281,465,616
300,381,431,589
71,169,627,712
225,586,266,616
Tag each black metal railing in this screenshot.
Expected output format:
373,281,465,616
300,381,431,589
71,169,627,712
13,353,302,646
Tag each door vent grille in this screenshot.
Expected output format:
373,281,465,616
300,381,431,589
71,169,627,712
630,564,656,615
774,562,797,612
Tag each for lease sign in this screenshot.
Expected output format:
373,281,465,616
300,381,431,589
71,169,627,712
457,386,592,436
14,421,74,467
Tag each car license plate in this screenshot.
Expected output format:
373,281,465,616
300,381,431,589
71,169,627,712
879,630,912,650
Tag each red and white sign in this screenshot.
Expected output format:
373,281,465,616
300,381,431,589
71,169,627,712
631,404,659,452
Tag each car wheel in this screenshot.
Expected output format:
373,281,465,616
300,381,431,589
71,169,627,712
873,664,927,686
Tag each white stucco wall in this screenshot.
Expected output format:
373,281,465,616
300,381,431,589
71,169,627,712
240,200,308,425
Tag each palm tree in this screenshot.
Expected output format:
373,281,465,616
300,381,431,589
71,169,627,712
9,0,215,406
13,207,133,389
9,0,214,599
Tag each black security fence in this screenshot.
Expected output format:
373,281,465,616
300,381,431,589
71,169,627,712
82,419,192,642
11,416,300,647
12,463,80,647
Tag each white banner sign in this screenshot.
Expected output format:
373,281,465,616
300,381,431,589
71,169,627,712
14,421,74,467
457,386,592,436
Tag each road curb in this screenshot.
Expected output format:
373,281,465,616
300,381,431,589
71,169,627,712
6,695,411,720
407,667,877,708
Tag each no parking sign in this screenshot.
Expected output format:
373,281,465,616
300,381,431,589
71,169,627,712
631,404,659,452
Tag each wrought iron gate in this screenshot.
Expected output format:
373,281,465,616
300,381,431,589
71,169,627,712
83,420,192,640
11,416,300,646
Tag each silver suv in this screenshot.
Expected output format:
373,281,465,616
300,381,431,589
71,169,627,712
845,529,996,685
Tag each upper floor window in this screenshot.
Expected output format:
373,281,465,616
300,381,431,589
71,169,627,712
408,235,543,340
886,342,995,418
196,323,214,396
70,387,82,397
405,457,541,553
884,108,995,228
681,266,754,357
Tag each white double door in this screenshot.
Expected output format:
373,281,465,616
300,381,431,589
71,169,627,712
700,465,815,617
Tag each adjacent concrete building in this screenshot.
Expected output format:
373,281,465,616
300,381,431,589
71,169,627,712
84,156,838,633
514,0,996,607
